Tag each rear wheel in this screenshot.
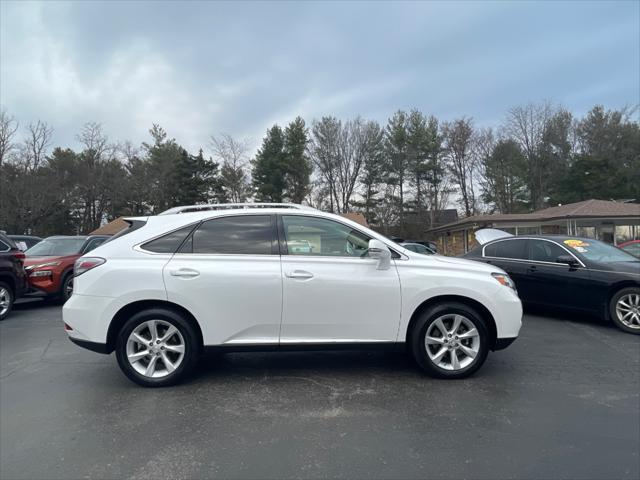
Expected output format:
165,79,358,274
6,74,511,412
115,308,199,387
0,282,14,321
411,302,489,378
610,288,640,334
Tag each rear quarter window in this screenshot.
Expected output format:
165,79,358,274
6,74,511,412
141,225,197,253
484,239,527,260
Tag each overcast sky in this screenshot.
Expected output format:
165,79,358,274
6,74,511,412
1,0,638,155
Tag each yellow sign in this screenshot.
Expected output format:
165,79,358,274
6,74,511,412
564,239,590,248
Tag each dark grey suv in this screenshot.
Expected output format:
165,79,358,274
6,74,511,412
0,233,28,320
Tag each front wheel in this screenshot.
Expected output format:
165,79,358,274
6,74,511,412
115,308,199,387
60,274,74,303
610,288,640,334
411,302,489,379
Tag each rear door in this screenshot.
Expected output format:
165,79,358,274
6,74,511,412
163,214,283,346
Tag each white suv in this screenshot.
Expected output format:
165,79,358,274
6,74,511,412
63,204,522,387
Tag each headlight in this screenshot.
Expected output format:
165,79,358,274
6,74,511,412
491,272,517,291
29,270,53,277
25,261,61,271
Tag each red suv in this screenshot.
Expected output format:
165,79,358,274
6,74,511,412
24,235,110,302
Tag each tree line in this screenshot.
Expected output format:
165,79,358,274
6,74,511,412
0,102,638,237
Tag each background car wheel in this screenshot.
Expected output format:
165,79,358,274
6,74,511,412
411,302,489,379
115,308,199,387
609,287,640,334
0,282,14,321
60,274,74,303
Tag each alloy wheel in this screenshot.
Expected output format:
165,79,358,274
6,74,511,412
64,277,74,299
425,314,480,370
126,319,186,378
0,287,11,317
616,293,640,329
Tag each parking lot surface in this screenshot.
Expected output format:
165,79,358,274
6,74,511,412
1,300,639,480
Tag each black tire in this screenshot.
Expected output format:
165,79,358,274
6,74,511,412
0,282,14,321
60,273,74,303
609,287,640,335
115,308,200,387
410,302,490,379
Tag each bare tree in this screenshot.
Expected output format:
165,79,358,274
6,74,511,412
210,133,251,202
504,101,555,209
0,108,19,166
308,117,381,213
443,117,477,217
77,122,111,160
22,120,53,170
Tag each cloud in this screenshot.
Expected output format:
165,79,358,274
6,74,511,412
1,0,638,156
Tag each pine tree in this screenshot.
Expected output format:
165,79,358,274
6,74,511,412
283,117,312,203
252,125,287,202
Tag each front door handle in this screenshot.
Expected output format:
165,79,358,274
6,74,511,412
527,265,537,273
285,270,314,279
170,268,200,278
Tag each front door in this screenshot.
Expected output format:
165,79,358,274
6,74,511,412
525,239,591,309
278,215,401,343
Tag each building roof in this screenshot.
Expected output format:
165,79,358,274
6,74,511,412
339,212,369,227
534,199,640,218
89,217,129,235
427,199,640,234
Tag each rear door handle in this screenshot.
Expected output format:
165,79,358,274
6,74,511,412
285,270,314,279
527,265,537,273
170,268,200,278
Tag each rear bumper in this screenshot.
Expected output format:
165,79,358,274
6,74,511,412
68,337,111,354
493,337,517,351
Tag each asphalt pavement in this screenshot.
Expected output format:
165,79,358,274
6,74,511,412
1,299,639,479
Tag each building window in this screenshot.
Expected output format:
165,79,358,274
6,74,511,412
575,226,596,239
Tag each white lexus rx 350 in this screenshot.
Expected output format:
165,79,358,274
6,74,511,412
63,204,522,387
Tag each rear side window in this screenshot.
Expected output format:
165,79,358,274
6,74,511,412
0,239,10,252
484,239,527,260
142,225,196,253
528,240,567,263
182,215,274,255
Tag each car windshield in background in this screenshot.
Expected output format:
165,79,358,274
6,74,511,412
26,238,85,256
562,238,639,263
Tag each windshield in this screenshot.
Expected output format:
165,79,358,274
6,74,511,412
26,238,85,256
561,238,639,263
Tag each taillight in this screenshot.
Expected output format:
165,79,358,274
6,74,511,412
74,257,106,276
13,250,26,260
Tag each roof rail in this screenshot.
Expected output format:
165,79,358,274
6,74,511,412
158,203,318,215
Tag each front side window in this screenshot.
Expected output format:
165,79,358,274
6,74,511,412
484,239,527,260
282,215,370,257
528,240,567,263
183,215,273,255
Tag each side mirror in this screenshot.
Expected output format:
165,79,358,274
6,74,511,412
556,255,579,267
367,239,391,270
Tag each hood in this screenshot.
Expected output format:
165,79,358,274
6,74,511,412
475,228,513,245
597,261,640,276
431,254,503,274
24,255,78,268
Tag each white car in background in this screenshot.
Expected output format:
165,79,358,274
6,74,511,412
63,204,522,387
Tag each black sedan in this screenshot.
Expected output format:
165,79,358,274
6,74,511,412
464,231,640,334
